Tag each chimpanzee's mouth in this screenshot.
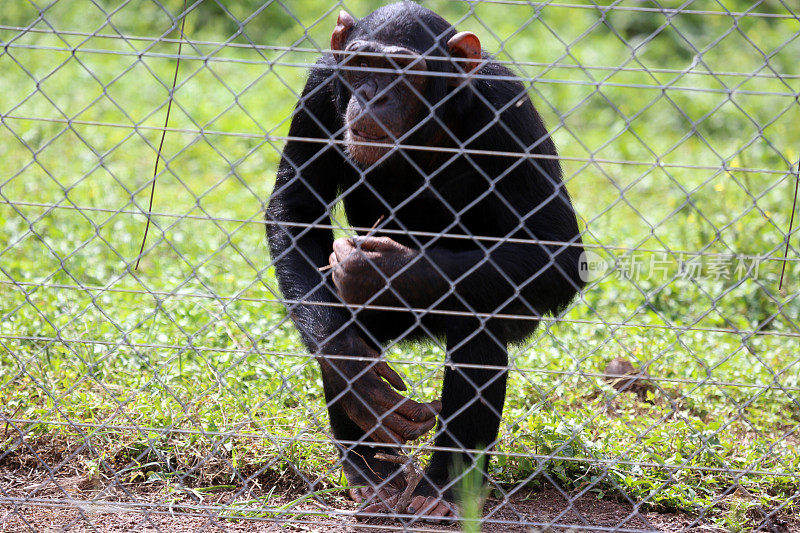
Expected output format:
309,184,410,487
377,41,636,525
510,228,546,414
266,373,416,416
350,128,389,142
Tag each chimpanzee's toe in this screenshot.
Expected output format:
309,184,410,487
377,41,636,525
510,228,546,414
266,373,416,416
407,494,459,522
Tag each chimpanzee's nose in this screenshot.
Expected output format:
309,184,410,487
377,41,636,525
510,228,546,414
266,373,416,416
356,81,386,105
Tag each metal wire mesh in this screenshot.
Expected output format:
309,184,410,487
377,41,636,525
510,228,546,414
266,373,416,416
1,1,799,531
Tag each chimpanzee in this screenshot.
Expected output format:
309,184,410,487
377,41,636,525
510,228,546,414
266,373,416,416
266,1,584,519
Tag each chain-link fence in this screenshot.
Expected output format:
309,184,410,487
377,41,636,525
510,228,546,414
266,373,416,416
1,1,799,531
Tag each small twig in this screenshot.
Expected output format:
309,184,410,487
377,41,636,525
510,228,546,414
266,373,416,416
135,0,188,271
779,154,799,291
2,405,23,439
373,452,408,466
367,215,385,235
374,452,424,512
318,215,385,272
351,449,383,481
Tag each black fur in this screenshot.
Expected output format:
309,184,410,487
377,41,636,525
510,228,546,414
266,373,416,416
267,1,584,506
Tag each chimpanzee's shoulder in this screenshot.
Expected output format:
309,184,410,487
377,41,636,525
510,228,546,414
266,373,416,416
475,59,528,107
304,55,337,88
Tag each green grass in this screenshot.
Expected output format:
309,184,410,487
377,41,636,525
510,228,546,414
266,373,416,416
1,0,799,529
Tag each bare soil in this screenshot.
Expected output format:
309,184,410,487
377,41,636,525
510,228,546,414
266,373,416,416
1,467,795,533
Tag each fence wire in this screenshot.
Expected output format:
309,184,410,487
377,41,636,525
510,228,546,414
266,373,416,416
1,1,799,532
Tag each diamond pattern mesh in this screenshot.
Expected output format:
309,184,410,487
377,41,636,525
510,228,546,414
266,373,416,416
1,1,798,531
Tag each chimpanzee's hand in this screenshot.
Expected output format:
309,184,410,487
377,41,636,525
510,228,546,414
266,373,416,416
318,335,441,444
328,236,418,305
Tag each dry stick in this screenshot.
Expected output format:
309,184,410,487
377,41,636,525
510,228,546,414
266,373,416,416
318,215,385,272
779,155,800,291
135,0,188,271
373,452,424,512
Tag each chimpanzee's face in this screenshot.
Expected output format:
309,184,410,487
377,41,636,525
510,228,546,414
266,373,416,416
339,41,429,167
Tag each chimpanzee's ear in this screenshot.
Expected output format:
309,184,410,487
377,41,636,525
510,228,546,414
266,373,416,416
331,10,356,59
447,31,482,80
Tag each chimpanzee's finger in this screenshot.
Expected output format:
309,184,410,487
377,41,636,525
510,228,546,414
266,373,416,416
349,486,367,503
351,336,381,357
354,236,400,252
374,360,407,391
332,237,356,262
408,496,456,521
408,495,432,515
362,493,399,514
328,251,338,267
429,500,456,518
331,263,342,289
382,395,441,422
357,418,406,445
429,400,443,414
382,411,437,441
409,496,439,514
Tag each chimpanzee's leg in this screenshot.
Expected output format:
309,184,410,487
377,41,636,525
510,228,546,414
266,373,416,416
321,375,406,502
412,319,508,508
324,311,419,504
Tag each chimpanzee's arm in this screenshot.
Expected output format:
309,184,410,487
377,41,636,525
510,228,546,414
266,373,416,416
266,62,352,351
398,236,583,317
331,199,583,317
267,62,441,443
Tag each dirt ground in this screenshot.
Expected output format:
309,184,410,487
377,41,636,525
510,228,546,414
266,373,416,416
1,468,795,533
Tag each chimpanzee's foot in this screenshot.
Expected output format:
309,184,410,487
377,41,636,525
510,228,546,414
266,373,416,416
349,482,402,505
343,452,406,511
404,475,460,520
407,494,458,519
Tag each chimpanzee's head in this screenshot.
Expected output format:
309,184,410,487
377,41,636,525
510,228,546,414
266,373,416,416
330,2,482,167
